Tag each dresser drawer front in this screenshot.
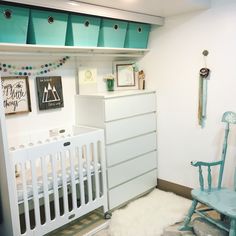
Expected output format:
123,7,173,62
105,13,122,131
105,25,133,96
108,151,157,188
105,93,156,121
107,132,157,167
108,170,157,209
106,113,156,144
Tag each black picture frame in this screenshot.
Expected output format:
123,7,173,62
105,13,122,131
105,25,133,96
36,76,64,110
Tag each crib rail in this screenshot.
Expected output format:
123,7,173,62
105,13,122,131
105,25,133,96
10,128,107,236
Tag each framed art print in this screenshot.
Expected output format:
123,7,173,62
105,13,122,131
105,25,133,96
36,76,64,110
1,76,31,115
113,61,138,90
116,63,135,87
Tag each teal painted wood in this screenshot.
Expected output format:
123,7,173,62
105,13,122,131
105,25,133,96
28,9,68,45
218,124,229,189
179,199,198,231
230,219,236,236
98,18,127,48
199,166,204,191
124,22,150,49
194,209,229,232
207,166,212,192
180,111,236,234
192,188,236,218
66,14,101,47
0,4,29,44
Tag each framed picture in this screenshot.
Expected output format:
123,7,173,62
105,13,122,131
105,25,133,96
113,61,138,90
36,76,64,110
78,67,98,94
1,76,31,115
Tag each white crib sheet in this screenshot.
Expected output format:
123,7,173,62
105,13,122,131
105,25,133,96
16,163,101,203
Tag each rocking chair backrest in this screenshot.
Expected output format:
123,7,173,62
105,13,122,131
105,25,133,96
218,111,236,189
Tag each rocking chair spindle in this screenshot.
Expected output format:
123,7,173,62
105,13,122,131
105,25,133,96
180,111,236,236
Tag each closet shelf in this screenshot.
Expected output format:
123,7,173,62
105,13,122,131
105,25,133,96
0,43,149,58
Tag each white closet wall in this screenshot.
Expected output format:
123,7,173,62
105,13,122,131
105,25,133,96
140,0,236,189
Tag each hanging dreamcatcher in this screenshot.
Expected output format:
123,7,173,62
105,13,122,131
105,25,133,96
198,50,210,128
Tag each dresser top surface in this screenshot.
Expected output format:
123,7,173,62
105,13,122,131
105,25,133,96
77,90,156,99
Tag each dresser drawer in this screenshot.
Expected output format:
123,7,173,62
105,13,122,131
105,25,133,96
108,170,157,209
106,132,157,167
104,93,156,121
106,113,156,144
108,151,157,188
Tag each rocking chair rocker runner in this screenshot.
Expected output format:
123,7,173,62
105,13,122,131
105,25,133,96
180,111,236,236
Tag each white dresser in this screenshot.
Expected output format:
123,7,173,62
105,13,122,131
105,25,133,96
75,90,157,209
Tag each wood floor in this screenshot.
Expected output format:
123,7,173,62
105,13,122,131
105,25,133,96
47,208,108,236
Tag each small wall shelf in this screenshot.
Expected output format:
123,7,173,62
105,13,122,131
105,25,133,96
0,43,149,58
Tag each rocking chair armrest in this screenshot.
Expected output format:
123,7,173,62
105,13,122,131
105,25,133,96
191,160,223,191
191,160,223,167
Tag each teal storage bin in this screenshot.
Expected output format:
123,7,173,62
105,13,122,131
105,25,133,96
98,18,127,48
0,4,29,44
125,22,151,49
66,14,101,47
28,9,68,45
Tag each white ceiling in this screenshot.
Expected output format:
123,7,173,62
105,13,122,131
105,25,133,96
2,0,211,24
73,0,211,17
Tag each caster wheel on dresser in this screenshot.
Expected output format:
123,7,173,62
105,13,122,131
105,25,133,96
104,212,112,220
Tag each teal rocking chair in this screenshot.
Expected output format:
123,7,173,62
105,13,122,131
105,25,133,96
180,111,236,235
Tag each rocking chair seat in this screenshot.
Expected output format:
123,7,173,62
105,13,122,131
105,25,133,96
192,188,236,218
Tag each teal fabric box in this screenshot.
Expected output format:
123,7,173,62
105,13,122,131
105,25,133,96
98,18,127,48
66,14,101,47
28,9,68,46
125,22,151,49
0,4,29,44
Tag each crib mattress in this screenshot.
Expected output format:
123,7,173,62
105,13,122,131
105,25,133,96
16,163,101,203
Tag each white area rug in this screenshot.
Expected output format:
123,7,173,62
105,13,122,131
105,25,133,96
95,189,191,236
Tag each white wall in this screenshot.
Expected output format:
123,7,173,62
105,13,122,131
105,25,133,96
141,0,236,188
1,55,112,147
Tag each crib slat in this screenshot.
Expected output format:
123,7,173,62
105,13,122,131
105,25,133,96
11,128,108,236
61,151,69,214
21,161,31,232
41,156,50,223
69,147,77,210
51,154,60,219
86,144,93,202
31,159,41,228
93,142,100,199
78,146,85,206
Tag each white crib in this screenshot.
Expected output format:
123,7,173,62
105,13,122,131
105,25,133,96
7,126,108,236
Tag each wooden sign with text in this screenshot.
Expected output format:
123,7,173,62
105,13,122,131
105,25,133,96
1,76,31,115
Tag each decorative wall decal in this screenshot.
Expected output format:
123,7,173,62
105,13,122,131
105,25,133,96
36,76,64,110
198,50,210,128
1,76,31,115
